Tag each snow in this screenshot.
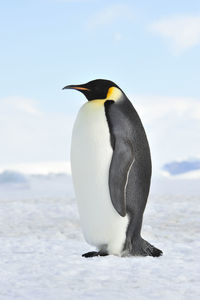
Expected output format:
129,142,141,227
0,173,199,299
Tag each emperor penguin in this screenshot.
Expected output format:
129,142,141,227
63,79,163,258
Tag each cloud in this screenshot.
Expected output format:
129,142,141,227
150,15,200,53
114,32,123,41
1,97,41,116
0,96,74,166
131,95,200,174
1,94,200,177
133,95,200,123
87,4,132,29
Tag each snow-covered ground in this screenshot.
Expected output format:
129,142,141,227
0,173,199,300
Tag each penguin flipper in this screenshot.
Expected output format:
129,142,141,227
109,139,134,217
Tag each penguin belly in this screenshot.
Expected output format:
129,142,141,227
71,101,129,255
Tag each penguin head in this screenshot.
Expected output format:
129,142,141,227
63,79,120,101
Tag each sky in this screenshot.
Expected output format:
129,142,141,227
0,0,200,175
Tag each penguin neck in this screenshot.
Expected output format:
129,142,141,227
90,87,123,106
106,87,123,101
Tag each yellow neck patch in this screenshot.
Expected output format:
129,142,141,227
106,87,122,101
91,87,122,106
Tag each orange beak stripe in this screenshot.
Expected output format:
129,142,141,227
72,87,90,91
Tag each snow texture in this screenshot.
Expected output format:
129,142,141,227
0,174,199,300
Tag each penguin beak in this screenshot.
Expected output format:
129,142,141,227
62,85,90,91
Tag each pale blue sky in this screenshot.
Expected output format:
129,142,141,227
1,0,200,174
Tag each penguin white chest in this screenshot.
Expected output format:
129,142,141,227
71,101,128,255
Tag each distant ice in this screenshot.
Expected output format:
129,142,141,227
163,158,200,175
0,170,28,184
0,161,71,175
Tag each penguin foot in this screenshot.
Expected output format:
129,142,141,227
82,251,99,258
130,238,163,257
82,250,108,258
141,239,163,257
